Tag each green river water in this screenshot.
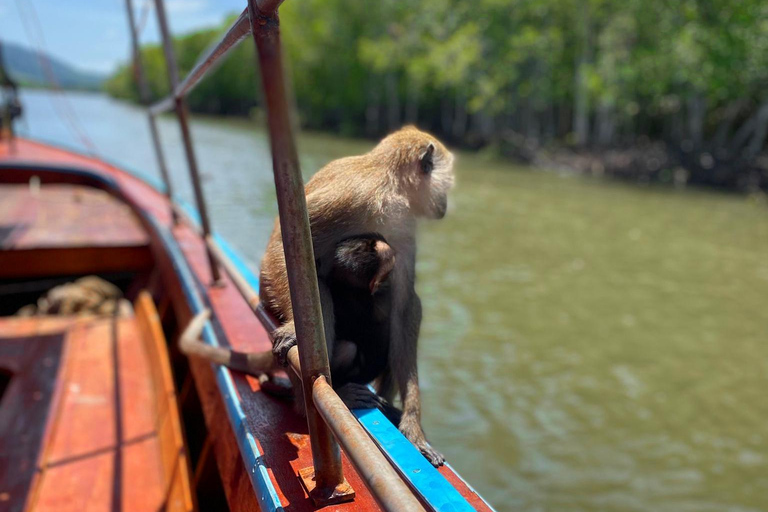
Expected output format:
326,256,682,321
17,90,768,511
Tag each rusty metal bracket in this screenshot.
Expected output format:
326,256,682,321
298,466,356,507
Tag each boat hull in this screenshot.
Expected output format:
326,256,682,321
0,137,495,512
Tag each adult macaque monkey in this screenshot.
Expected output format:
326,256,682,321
182,126,454,466
262,126,454,466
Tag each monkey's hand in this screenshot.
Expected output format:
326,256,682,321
272,322,297,367
399,417,446,467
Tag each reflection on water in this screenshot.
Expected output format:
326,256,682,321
17,90,768,512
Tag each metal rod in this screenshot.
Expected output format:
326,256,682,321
313,377,427,512
153,0,221,283
146,115,177,224
124,0,177,224
144,0,284,116
254,0,285,15
176,10,251,100
154,0,180,87
148,10,251,115
174,100,221,282
149,96,174,116
205,235,260,310
247,1,344,495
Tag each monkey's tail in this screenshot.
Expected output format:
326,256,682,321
179,309,275,375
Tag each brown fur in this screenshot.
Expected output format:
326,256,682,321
260,126,454,466
179,127,454,466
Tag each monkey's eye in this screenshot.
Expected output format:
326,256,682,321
420,143,435,174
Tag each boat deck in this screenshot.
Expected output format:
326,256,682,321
0,294,192,512
0,184,148,249
0,183,152,279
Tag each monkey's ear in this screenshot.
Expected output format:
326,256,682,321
420,143,435,174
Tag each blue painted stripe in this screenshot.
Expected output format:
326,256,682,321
354,408,475,512
444,462,499,512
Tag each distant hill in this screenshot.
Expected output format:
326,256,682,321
1,41,105,91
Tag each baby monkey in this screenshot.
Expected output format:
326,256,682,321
329,234,393,385
180,234,399,415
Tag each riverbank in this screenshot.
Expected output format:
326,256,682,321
188,106,768,195
105,1,768,196
497,133,768,193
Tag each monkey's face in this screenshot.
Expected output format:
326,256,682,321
416,139,454,219
380,126,455,220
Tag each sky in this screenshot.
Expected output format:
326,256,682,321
0,0,244,74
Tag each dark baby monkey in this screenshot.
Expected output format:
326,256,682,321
329,234,394,387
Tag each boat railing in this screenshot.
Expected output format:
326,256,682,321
126,0,426,510
124,0,176,225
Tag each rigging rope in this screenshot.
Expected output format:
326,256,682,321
13,0,98,154
136,0,153,38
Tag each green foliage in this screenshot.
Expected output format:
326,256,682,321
107,0,768,168
105,16,258,115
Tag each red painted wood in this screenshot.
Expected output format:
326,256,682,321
0,184,148,250
0,322,66,512
0,182,153,278
0,138,494,512
0,246,153,279
0,316,177,512
134,291,195,512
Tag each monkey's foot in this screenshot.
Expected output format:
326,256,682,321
272,326,297,367
336,383,387,410
399,421,446,467
416,443,446,468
